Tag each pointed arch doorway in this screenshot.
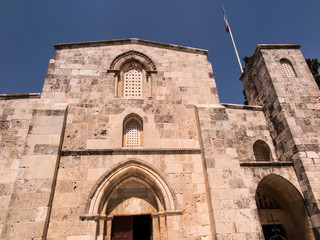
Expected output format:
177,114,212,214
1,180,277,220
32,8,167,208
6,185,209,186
84,159,182,240
255,174,313,240
108,179,155,240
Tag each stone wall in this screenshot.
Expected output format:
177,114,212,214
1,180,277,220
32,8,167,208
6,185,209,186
0,39,319,240
41,39,218,106
196,103,306,239
46,153,212,240
0,96,39,238
0,95,67,240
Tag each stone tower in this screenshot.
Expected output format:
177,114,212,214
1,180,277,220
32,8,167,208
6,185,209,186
0,39,319,240
241,44,320,239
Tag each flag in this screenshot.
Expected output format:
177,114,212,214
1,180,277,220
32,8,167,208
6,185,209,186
222,5,230,33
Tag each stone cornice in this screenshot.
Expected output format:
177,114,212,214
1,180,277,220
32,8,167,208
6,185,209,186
61,148,201,156
240,161,293,167
221,103,263,111
0,93,41,100
54,38,208,55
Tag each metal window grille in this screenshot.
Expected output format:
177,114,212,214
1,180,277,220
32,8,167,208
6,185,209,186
253,141,271,161
281,61,295,77
254,148,266,161
125,120,141,147
124,68,142,98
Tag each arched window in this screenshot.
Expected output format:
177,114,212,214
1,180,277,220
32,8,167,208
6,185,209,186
108,51,157,99
253,140,272,161
280,59,296,77
123,114,143,147
124,67,142,98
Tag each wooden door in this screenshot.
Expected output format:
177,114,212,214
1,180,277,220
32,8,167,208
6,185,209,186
111,216,133,240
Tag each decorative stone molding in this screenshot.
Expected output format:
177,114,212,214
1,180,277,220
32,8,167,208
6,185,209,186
85,158,179,216
109,50,157,72
54,38,208,55
61,148,201,156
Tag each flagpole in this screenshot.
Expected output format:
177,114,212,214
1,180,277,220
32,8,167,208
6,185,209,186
229,28,243,73
222,4,243,73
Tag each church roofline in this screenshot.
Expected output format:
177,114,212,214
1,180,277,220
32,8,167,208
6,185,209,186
256,44,301,50
54,38,208,55
240,44,301,80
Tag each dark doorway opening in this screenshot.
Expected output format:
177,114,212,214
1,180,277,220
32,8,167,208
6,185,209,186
262,224,287,240
111,215,152,240
133,215,151,240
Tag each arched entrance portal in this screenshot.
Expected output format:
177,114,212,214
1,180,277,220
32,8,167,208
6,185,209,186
84,159,181,240
256,174,313,240
107,179,157,240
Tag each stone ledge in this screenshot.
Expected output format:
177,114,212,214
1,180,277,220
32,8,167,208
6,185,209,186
80,210,183,221
61,148,201,156
0,93,41,100
54,38,208,55
240,161,293,167
257,44,301,50
221,103,263,111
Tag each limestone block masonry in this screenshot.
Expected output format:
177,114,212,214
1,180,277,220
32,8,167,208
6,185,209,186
0,39,319,240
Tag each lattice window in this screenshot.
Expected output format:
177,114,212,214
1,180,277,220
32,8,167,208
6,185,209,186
123,116,142,147
124,68,142,98
281,59,296,77
253,140,271,161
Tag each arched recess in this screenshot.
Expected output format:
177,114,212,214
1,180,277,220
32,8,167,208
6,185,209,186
253,140,272,162
85,158,177,216
84,159,180,240
108,51,157,99
256,174,313,240
280,58,296,77
122,113,143,147
109,50,157,72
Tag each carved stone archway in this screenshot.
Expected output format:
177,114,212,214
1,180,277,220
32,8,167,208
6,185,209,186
82,159,182,240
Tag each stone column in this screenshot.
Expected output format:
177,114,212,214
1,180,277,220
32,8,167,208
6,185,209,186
114,73,120,97
105,216,113,240
147,73,152,99
151,214,160,240
96,218,105,240
158,212,167,240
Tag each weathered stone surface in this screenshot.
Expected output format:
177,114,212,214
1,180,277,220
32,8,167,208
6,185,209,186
0,39,319,240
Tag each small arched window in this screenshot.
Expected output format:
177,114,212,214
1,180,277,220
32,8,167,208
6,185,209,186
124,67,142,99
280,59,296,77
253,140,272,161
123,114,143,147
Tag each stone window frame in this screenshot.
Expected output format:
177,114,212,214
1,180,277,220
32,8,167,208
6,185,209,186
123,113,143,148
253,140,272,162
107,50,157,99
280,58,296,77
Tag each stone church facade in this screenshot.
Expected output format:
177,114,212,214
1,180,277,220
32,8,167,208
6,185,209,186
0,38,319,240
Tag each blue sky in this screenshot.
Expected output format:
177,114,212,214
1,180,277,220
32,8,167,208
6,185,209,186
0,0,319,104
